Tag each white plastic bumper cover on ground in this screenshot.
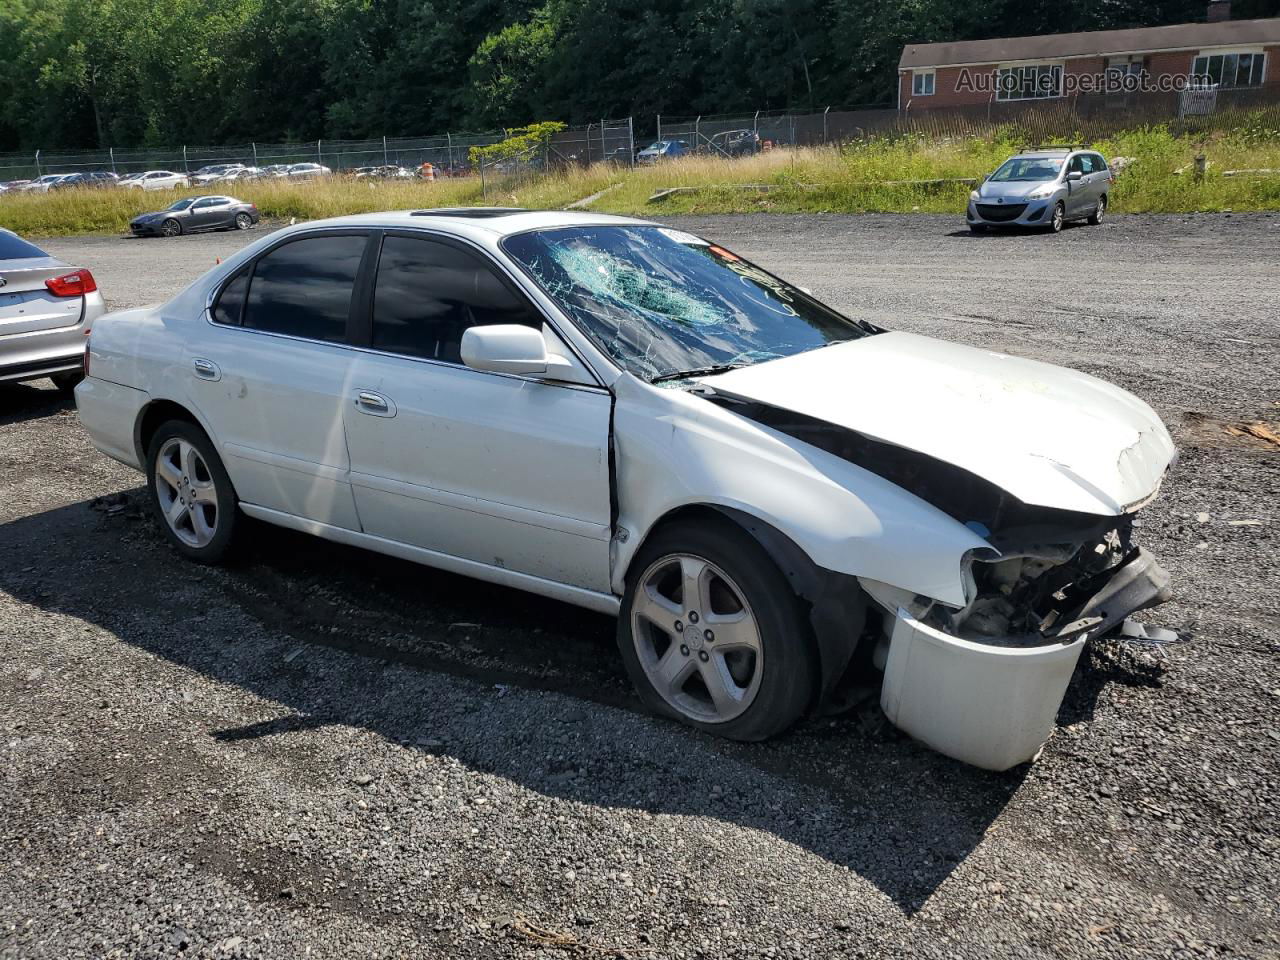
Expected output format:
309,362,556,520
880,607,1086,771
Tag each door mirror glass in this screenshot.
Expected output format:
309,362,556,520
461,325,555,375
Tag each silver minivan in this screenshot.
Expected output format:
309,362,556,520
0,229,104,390
967,147,1113,233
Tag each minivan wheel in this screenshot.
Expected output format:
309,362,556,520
161,218,182,238
617,520,816,741
146,420,239,563
1088,195,1107,225
234,212,253,230
1049,202,1065,233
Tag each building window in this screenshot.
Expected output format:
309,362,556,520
912,70,935,96
1105,55,1145,90
996,63,1063,101
1192,51,1266,88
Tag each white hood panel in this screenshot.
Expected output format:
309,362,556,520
701,332,1175,516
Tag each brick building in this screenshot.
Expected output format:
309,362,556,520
897,4,1280,111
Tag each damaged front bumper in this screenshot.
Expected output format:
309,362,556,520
866,548,1172,771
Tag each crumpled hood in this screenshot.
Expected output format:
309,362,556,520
699,332,1176,516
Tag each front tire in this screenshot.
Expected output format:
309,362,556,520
617,519,816,741
146,420,239,563
1088,195,1107,225
161,218,182,238
1048,201,1065,233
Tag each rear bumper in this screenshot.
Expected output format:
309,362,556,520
0,291,103,383
74,376,149,470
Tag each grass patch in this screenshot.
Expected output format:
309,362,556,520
4,123,1280,237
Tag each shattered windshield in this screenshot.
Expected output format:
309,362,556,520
501,225,877,381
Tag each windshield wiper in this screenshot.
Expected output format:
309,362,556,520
650,363,750,384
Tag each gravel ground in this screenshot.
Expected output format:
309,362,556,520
1,214,1277,959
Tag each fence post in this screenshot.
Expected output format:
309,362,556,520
695,116,701,148
34,149,41,177
109,147,116,174
182,145,188,173
823,105,830,144
628,116,635,166
447,132,454,171
317,140,322,165
383,135,388,165
753,109,760,133
600,118,606,165
656,114,662,144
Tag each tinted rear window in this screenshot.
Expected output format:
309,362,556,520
0,231,47,261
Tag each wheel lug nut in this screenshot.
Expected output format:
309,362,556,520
674,621,683,633
698,650,709,662
689,611,699,624
680,644,689,656
704,629,714,642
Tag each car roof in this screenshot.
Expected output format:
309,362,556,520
288,208,655,239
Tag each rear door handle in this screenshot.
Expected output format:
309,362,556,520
354,390,396,417
192,358,221,381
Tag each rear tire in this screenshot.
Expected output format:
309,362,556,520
235,212,252,230
1088,195,1107,225
617,518,816,741
50,370,83,392
145,420,239,563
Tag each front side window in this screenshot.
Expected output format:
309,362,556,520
241,234,367,343
997,63,1062,101
371,235,541,364
1192,51,1266,88
502,226,877,382
168,198,196,211
912,70,935,96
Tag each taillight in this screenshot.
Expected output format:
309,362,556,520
45,269,98,297
84,332,91,378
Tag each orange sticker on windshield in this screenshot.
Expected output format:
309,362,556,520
709,245,740,262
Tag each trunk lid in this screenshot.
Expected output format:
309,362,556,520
698,332,1175,516
0,257,84,336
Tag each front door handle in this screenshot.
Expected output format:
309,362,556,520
192,357,221,381
354,390,396,417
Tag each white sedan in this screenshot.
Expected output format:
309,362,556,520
121,170,190,191
74,209,1177,769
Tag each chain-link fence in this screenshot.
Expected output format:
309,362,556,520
0,120,635,184
655,83,1280,157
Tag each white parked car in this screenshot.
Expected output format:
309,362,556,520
190,163,246,185
122,170,190,191
17,173,77,193
74,210,1177,770
283,163,332,180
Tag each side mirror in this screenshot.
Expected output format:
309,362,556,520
461,324,564,376
1066,170,1083,182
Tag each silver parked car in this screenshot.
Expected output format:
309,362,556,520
967,147,1113,233
0,229,104,390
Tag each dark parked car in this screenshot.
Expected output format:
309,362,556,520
129,195,260,238
51,171,119,190
707,129,761,157
636,140,690,163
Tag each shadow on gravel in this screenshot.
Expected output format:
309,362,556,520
1,495,1041,914
0,381,75,425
